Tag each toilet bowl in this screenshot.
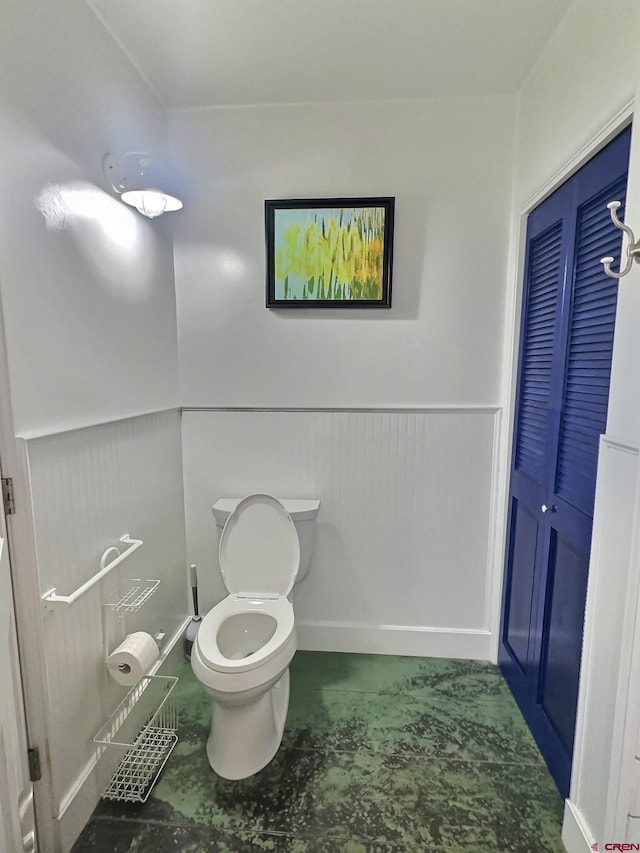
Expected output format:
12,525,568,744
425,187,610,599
191,492,318,779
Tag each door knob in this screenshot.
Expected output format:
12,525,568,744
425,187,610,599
541,504,556,513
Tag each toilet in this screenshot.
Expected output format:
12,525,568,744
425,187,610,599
191,493,320,779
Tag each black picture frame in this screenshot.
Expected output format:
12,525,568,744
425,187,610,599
265,197,394,308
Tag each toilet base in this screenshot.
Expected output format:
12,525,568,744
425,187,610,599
206,668,290,779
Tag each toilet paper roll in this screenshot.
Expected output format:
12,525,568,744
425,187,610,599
105,632,159,687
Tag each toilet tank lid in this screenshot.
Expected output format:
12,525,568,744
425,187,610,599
212,498,320,523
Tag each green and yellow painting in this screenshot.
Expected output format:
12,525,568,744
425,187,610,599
273,204,389,302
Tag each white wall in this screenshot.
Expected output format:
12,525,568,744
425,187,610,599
0,4,187,851
507,0,640,848
515,0,638,208
0,0,180,436
183,408,498,659
170,97,515,408
171,96,515,656
24,412,186,851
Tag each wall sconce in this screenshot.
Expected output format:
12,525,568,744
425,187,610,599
601,201,640,279
103,153,183,218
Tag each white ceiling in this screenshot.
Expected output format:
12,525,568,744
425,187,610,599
87,0,571,110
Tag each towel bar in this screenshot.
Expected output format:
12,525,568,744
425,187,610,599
41,534,143,611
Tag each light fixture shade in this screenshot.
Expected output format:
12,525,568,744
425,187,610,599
103,153,183,218
121,188,183,219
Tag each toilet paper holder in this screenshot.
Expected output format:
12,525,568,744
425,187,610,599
105,631,161,687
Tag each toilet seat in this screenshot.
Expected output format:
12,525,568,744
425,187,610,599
196,595,294,673
195,494,300,676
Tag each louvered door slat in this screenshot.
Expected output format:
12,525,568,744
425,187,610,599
555,180,626,513
514,223,563,480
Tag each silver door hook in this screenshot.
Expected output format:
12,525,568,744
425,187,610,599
601,201,640,279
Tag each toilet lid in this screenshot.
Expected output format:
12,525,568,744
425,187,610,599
219,493,300,597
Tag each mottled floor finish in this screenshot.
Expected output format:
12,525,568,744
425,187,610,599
72,653,565,852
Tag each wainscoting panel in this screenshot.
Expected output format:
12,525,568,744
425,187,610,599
182,408,499,659
21,410,187,848
563,435,640,852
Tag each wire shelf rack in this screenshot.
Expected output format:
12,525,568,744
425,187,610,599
95,675,178,803
102,578,160,614
101,725,177,803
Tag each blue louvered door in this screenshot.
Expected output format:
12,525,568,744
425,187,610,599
499,127,631,797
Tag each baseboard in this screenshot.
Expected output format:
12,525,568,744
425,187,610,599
562,799,595,853
296,620,493,660
56,618,190,852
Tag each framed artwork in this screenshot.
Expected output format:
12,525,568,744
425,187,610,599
265,197,394,308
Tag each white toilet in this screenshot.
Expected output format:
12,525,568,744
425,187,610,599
191,493,320,779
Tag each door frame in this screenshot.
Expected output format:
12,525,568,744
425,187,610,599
0,289,57,850
0,448,33,849
490,99,634,797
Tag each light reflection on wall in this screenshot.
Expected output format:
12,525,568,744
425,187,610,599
35,181,155,300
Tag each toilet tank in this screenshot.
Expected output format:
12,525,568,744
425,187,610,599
212,497,320,584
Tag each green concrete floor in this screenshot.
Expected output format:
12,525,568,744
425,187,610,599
72,652,565,852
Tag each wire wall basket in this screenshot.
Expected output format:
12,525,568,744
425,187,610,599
94,675,178,803
102,578,160,614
